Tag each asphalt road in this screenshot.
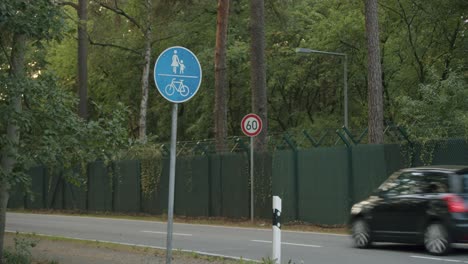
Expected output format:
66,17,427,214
6,213,468,264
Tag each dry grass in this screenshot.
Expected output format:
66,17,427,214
4,232,255,263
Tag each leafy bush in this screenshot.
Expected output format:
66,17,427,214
3,234,37,264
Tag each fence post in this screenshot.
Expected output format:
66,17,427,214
396,126,415,166
336,129,354,209
272,196,281,264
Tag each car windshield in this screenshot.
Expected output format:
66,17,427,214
377,171,401,192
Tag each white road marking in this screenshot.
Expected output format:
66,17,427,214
6,230,260,263
251,239,322,248
7,213,347,237
141,230,192,237
411,255,468,263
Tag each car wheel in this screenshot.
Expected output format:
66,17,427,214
424,222,451,255
352,218,372,248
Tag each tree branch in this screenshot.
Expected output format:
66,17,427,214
97,1,142,31
55,1,79,10
379,2,401,17
0,37,12,70
339,40,360,52
88,36,141,55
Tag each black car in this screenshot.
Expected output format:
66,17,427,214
350,166,468,255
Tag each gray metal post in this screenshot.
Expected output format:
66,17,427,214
250,136,254,222
344,54,348,128
295,48,348,128
166,103,178,264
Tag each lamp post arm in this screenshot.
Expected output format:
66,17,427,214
295,48,346,57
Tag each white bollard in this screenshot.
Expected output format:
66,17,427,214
272,196,282,264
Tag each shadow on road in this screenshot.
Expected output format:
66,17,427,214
370,243,468,256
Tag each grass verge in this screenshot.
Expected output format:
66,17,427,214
4,232,261,264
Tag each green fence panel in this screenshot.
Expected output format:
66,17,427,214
410,143,425,167
220,153,249,218
25,166,47,209
174,156,210,217
297,147,349,225
141,158,169,215
254,153,272,219
384,144,406,176
64,182,87,210
87,161,113,212
61,168,86,210
209,155,222,217
8,166,46,209
272,150,296,222
352,145,390,203
47,171,64,209
404,139,468,167
174,157,191,216
432,139,468,165
7,185,24,209
113,160,141,212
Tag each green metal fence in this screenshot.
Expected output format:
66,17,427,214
8,138,468,225
88,161,113,212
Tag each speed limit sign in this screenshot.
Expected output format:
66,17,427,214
241,113,263,137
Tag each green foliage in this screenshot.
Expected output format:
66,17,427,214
0,0,128,185
397,70,468,141
396,70,467,165
121,142,164,196
260,257,300,264
3,233,37,264
0,0,65,41
0,71,128,188
3,234,58,264
26,0,468,144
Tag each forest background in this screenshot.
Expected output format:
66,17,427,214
18,0,467,145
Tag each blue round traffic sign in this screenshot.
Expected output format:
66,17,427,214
154,46,202,103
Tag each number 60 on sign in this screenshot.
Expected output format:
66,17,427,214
241,113,263,137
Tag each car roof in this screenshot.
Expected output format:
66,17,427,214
401,165,468,174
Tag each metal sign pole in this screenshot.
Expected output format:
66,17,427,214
251,136,254,222
166,103,178,264
241,113,261,223
154,46,201,264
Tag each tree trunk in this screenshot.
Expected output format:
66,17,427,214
214,0,230,153
78,0,88,119
138,0,153,143
250,0,268,152
0,33,26,264
365,0,384,144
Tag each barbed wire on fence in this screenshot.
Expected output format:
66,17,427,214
155,123,429,156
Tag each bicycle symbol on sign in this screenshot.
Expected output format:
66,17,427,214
165,78,190,97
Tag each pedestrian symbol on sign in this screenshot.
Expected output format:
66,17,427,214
171,50,179,74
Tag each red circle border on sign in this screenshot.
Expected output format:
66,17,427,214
241,113,263,137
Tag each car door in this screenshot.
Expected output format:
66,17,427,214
371,172,427,241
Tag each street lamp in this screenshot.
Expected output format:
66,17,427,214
295,48,348,128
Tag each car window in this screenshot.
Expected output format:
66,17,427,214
378,172,426,196
463,174,468,194
424,173,449,194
